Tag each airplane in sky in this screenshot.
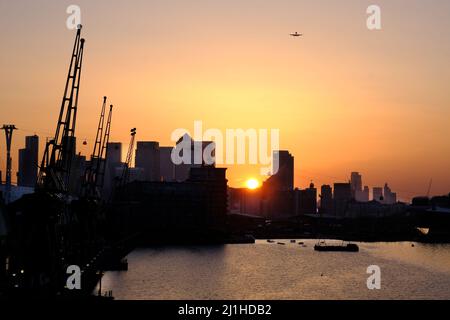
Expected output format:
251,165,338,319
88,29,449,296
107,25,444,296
290,32,303,37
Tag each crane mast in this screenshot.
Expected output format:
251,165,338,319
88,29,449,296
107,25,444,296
37,25,85,194
2,124,17,204
82,98,113,199
120,128,137,188
97,104,114,193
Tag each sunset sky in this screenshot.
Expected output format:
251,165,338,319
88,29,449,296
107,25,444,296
0,0,449,201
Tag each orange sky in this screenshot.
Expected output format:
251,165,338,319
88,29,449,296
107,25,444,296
0,0,449,201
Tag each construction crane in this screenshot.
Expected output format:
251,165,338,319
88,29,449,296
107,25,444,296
2,124,17,204
119,128,137,189
97,104,114,195
37,25,85,194
81,97,113,199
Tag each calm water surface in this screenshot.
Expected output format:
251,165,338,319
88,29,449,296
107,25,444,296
96,240,450,299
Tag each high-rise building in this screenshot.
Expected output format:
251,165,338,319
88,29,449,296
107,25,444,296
173,134,216,182
360,186,370,202
333,182,352,216
320,184,333,214
297,182,317,215
107,142,122,164
373,187,383,202
351,172,371,202
17,135,39,187
350,172,362,197
135,141,160,181
260,150,295,218
383,183,397,204
264,150,294,192
160,146,175,182
334,183,352,201
102,142,123,199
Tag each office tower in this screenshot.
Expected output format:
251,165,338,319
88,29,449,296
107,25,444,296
333,182,352,217
102,142,123,199
383,183,397,204
361,186,370,202
334,183,352,201
355,187,370,202
274,151,294,191
260,150,295,218
391,192,397,204
297,182,317,215
135,141,160,181
351,171,371,202
373,187,383,202
350,172,362,198
174,134,216,182
160,146,175,182
263,150,294,192
107,142,122,164
17,135,39,187
320,184,333,214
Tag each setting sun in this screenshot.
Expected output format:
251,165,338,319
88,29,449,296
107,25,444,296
246,179,260,190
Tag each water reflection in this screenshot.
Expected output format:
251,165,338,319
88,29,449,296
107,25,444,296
96,240,450,300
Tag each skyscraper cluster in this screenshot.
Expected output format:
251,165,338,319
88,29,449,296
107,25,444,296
101,134,216,198
319,172,398,216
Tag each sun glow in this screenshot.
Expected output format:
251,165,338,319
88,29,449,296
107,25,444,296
246,178,260,190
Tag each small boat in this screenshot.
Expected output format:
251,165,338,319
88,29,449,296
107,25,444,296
267,239,275,243
298,242,304,245
277,242,286,245
290,240,296,243
314,243,359,252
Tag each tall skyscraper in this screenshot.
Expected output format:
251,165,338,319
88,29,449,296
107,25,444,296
260,150,295,218
102,142,123,199
264,150,294,191
361,186,370,202
383,183,397,204
333,182,352,216
297,182,317,215
350,172,371,202
135,141,160,181
320,184,333,214
373,187,383,202
350,172,362,198
17,135,39,187
334,183,352,201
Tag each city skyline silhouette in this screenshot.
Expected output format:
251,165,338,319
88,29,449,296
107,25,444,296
0,0,449,201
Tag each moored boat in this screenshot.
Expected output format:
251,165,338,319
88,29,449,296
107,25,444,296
314,243,359,252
